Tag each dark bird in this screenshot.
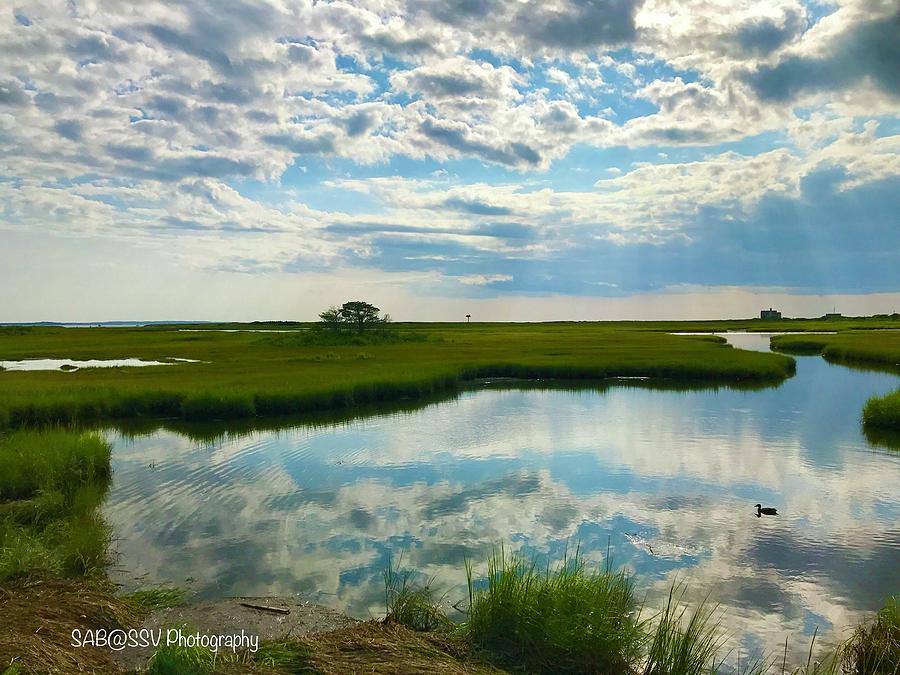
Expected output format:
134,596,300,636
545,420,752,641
755,503,778,517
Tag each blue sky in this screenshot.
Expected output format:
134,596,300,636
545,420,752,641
0,0,898,320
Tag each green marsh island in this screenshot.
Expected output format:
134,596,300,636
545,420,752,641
1,316,899,673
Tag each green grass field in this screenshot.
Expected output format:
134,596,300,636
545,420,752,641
0,322,801,428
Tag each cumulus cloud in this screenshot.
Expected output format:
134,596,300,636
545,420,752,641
0,0,897,307
455,274,513,285
422,0,642,52
734,8,806,55
741,8,900,102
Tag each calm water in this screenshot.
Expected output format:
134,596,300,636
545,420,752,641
0,357,199,371
104,334,900,661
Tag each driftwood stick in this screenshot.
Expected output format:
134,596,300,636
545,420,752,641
239,602,290,615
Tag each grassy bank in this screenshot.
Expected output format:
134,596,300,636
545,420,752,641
0,430,111,582
57,552,894,675
771,332,900,433
0,323,798,429
0,430,122,671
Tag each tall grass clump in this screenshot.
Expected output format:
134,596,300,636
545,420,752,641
383,558,450,632
639,585,725,675
465,548,642,674
0,430,110,501
842,595,899,674
0,491,111,581
863,390,900,432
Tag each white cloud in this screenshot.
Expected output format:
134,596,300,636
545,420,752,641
455,274,513,285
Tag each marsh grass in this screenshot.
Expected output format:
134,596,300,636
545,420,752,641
386,553,898,675
0,430,110,501
842,596,900,675
0,324,797,429
772,332,900,433
464,547,643,674
123,586,188,614
146,640,220,675
863,390,900,432
640,585,725,675
771,332,900,373
0,491,111,581
384,558,451,632
263,328,427,347
144,634,318,674
0,431,112,581
779,632,845,675
254,640,317,672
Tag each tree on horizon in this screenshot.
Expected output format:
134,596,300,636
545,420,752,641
338,300,382,332
318,305,342,330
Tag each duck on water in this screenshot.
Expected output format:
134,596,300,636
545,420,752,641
755,503,778,517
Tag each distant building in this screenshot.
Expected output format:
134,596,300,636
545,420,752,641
760,308,782,320
824,313,842,320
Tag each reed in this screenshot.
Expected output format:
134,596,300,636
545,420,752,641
392,554,897,675
640,585,724,675
842,595,900,675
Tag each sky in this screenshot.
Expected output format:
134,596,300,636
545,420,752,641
1,0,898,321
